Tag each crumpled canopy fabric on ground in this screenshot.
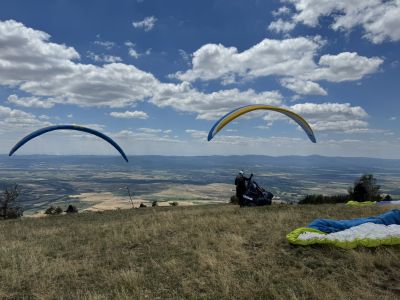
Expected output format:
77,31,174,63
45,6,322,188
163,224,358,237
287,209,400,248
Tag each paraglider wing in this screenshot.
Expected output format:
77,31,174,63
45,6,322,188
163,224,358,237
207,105,316,143
9,125,129,162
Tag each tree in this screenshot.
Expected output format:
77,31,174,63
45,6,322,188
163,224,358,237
0,184,23,219
348,174,382,202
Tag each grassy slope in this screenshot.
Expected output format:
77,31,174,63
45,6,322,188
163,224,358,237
0,204,399,300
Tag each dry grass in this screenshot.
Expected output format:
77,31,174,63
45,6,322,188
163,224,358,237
0,204,399,299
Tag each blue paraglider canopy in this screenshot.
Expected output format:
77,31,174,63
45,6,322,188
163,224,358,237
9,125,128,162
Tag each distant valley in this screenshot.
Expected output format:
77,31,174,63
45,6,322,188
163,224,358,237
1,155,400,214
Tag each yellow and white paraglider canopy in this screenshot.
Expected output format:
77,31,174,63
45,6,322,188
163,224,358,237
207,105,316,143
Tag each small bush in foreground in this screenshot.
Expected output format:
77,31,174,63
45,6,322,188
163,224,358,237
45,206,63,215
169,201,178,206
65,205,78,214
230,195,239,204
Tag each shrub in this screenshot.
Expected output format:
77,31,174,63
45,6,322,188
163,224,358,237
139,203,147,208
45,206,56,215
169,202,178,206
230,195,239,204
384,194,392,201
54,207,63,214
65,205,78,214
5,207,24,219
299,194,350,205
46,206,64,215
152,201,158,207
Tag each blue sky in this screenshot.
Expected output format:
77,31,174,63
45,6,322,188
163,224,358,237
0,0,400,158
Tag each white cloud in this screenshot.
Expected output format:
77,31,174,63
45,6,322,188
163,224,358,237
114,129,182,143
94,40,115,50
0,19,79,85
132,16,157,31
280,78,327,95
0,19,387,147
0,105,51,133
258,102,372,134
110,110,149,119
0,20,287,117
7,94,55,108
138,128,162,133
289,102,369,133
290,102,367,119
150,83,283,120
125,41,139,58
186,129,208,139
174,37,382,85
282,0,400,43
125,41,150,59
272,6,292,17
268,18,296,33
309,52,383,82
87,51,122,63
179,49,191,66
39,114,50,120
128,48,140,59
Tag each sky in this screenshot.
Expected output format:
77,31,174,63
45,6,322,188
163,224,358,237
0,0,400,158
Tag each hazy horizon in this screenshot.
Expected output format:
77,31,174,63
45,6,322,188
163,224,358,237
1,1,400,159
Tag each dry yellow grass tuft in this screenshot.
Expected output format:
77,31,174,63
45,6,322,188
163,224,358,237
0,204,399,299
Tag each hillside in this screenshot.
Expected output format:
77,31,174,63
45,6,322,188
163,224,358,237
0,204,399,299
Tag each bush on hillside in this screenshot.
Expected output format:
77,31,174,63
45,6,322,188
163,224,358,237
299,194,350,204
65,205,78,214
45,206,63,215
45,206,55,215
169,202,178,206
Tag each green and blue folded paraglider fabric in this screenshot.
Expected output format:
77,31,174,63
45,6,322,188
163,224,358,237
287,209,400,248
